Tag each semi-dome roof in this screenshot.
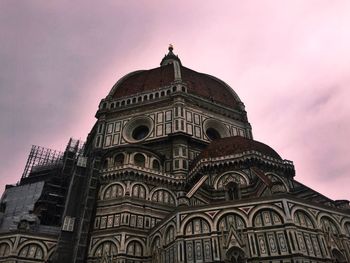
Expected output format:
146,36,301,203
198,136,282,160
108,47,243,110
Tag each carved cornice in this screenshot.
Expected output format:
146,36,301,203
100,164,185,186
189,150,294,180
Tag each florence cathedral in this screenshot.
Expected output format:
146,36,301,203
0,46,349,263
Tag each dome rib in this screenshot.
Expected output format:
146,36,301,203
180,66,242,108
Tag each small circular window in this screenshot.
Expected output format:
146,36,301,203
132,125,149,140
203,118,230,141
206,128,221,140
122,116,154,143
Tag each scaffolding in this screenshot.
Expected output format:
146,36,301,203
66,138,85,156
21,138,85,179
22,145,63,179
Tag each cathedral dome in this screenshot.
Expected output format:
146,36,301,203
107,46,243,110
197,136,282,160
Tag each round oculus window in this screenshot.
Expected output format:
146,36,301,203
203,118,230,141
132,125,150,140
122,116,153,143
206,128,221,140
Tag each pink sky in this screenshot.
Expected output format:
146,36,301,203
1,0,350,199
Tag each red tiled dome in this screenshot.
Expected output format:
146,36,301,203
109,63,243,109
198,136,282,160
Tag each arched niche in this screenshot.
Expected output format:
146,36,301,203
152,159,161,171
131,183,148,199
150,234,161,249
218,213,246,232
93,241,118,258
126,240,143,257
293,210,315,229
103,183,125,200
113,153,125,166
18,243,45,260
214,172,249,190
266,173,289,192
320,216,340,235
150,188,176,205
164,225,175,246
252,209,283,227
184,217,210,235
134,153,146,168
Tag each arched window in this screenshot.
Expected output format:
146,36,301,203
152,159,160,171
134,153,146,167
225,182,241,200
149,94,154,100
102,159,109,169
253,209,283,227
114,154,124,166
151,236,161,262
151,236,160,249
132,184,146,199
126,241,143,257
293,210,315,229
104,184,124,200
19,243,44,259
151,189,175,205
218,213,245,232
216,172,248,190
321,216,339,235
0,243,10,257
94,241,118,258
165,226,175,246
185,218,210,235
267,174,288,193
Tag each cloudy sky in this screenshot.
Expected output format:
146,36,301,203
1,0,349,199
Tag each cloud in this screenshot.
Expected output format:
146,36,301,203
0,0,349,199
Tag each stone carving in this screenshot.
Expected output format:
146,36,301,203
217,173,247,190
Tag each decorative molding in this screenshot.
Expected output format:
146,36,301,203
239,206,253,214
205,210,220,219
274,202,283,210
